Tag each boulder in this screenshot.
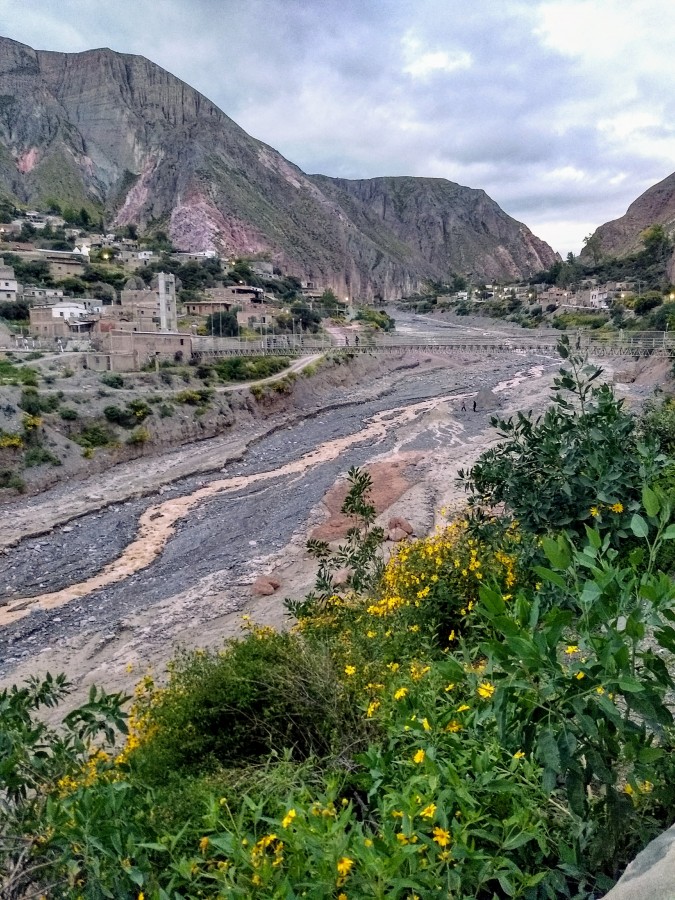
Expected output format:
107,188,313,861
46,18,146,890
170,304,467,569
251,576,279,597
332,567,352,586
602,824,675,899
388,527,409,542
388,515,414,534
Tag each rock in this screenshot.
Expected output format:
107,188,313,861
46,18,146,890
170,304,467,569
388,527,409,542
251,576,278,597
332,567,352,586
388,516,414,535
602,824,675,899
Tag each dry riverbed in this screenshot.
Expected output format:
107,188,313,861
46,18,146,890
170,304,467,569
0,345,643,709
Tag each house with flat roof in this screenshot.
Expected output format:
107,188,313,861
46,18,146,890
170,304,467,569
0,257,18,302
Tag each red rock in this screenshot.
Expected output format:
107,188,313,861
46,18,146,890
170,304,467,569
251,577,278,596
388,516,414,534
332,567,352,586
388,527,409,542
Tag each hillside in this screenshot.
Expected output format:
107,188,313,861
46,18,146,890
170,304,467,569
582,170,675,264
0,35,558,299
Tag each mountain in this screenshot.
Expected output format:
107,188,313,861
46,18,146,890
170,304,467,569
0,35,558,299
582,171,675,261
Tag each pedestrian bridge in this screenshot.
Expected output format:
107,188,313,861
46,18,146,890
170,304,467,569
192,331,675,360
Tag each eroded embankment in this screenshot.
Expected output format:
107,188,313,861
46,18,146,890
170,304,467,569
0,352,426,548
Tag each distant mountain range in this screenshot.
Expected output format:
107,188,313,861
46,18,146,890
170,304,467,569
0,35,558,299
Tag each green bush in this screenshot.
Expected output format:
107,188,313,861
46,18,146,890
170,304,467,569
213,356,292,382
23,445,61,467
0,359,38,387
126,426,150,445
100,372,124,389
103,399,152,429
0,469,25,492
18,388,60,415
175,388,213,406
72,423,117,449
132,632,365,782
59,407,78,421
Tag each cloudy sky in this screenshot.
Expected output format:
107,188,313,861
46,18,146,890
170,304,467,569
1,0,674,255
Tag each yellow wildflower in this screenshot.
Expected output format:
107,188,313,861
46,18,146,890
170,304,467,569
513,751,525,759
444,682,455,692
281,809,297,829
590,506,600,518
575,671,585,680
344,665,356,676
445,720,461,733
448,630,456,642
337,857,355,878
397,832,409,844
419,802,437,819
364,837,373,847
565,645,579,654
421,717,432,732
366,700,381,718
394,687,409,700
199,836,209,854
432,826,451,847
387,662,400,672
413,748,426,764
457,704,470,713
596,686,605,694
610,502,624,513
477,681,495,700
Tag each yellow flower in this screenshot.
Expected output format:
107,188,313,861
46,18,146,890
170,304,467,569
477,681,495,700
445,719,461,733
344,665,356,676
575,671,585,680
419,802,437,819
457,704,470,713
610,502,624,513
338,894,348,900
281,809,297,829
413,748,426,764
397,832,409,844
366,700,381,718
394,687,409,700
624,783,634,795
336,857,355,878
640,780,654,793
444,682,455,692
387,662,400,672
513,750,525,759
448,630,456,642
590,506,600,518
364,837,373,847
565,645,579,654
199,836,209,854
138,894,145,900
596,686,605,695
421,717,432,732
432,826,451,847
367,630,377,638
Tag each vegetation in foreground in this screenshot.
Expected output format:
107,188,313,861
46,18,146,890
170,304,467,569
2,338,675,898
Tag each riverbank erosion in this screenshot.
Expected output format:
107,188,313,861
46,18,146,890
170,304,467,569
0,346,642,711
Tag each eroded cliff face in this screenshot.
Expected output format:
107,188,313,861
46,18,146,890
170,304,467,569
0,35,558,298
582,171,675,261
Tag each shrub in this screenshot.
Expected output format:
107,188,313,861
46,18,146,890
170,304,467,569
175,388,212,406
23,445,61,467
0,469,25,492
130,632,366,782
59,407,78,421
104,400,152,428
213,356,292,382
126,426,150,445
158,402,174,418
18,388,60,415
100,372,124,389
72,423,117,449
459,337,664,535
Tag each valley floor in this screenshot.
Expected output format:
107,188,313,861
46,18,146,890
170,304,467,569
0,332,653,711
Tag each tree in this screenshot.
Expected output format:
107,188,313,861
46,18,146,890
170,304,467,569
206,310,239,336
458,336,663,535
583,232,603,265
641,224,672,263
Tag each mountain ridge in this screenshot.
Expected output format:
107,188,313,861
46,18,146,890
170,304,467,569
0,34,558,299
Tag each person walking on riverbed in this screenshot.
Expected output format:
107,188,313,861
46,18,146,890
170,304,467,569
473,400,477,412
461,400,466,412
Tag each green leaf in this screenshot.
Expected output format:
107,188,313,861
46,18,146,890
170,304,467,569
642,485,660,518
617,678,645,693
542,536,571,570
566,770,587,817
585,525,602,549
533,566,567,589
479,585,506,616
503,832,536,851
536,728,561,773
662,524,675,540
630,514,649,539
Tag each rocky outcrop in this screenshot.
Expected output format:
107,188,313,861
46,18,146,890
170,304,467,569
0,35,558,298
582,171,675,261
601,824,675,900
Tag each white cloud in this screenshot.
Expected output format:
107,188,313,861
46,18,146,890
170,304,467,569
402,32,472,79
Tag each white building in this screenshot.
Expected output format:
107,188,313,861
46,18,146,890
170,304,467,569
0,257,18,301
